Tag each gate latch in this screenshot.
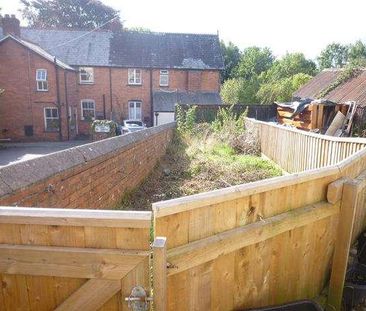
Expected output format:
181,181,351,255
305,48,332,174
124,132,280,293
125,286,153,311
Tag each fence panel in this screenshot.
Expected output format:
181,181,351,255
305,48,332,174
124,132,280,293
246,118,366,173
153,169,340,310
153,119,366,310
179,104,277,123
0,207,151,311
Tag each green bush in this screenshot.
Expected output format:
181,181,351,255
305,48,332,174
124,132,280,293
176,104,197,133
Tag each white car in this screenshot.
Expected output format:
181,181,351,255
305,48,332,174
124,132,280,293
121,120,146,134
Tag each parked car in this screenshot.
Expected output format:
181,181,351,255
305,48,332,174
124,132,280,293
121,120,146,134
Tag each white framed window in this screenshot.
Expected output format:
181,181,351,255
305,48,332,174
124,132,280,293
79,67,94,84
44,107,59,131
128,69,142,85
81,99,96,120
128,101,142,120
159,70,169,86
36,69,48,91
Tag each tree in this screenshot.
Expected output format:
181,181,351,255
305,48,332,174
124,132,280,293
256,53,316,104
318,43,348,70
220,41,241,82
220,77,260,104
235,47,274,80
257,73,312,104
20,0,122,30
261,53,317,83
348,40,366,65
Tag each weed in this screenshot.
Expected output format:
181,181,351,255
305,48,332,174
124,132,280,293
116,123,281,211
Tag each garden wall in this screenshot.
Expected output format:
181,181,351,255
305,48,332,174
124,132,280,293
0,123,175,209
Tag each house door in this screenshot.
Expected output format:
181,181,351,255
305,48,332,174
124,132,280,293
129,101,142,120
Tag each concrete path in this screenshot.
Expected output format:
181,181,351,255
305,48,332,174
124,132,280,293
0,141,90,167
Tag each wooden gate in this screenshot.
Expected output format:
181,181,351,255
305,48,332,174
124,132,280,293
0,207,153,311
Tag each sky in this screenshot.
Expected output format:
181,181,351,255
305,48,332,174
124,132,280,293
1,0,366,60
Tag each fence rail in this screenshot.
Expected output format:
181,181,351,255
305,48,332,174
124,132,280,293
0,207,152,311
3,119,366,311
246,118,366,173
153,119,366,310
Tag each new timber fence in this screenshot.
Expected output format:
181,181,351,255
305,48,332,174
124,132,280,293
3,119,366,310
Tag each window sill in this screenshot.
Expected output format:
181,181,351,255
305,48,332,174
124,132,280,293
79,82,95,85
80,118,96,121
44,130,59,133
37,90,49,92
127,83,142,86
159,85,169,87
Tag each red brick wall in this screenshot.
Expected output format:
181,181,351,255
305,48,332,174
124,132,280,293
0,39,77,141
0,123,175,209
0,38,220,141
152,69,220,92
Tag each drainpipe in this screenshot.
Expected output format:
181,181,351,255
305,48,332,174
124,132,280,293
103,94,106,119
109,68,113,120
64,71,70,140
54,57,62,141
150,68,153,126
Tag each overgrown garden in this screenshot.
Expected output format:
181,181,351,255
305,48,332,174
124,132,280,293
117,106,282,210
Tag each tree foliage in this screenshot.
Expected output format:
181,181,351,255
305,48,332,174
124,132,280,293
261,53,316,82
20,0,122,30
235,47,274,80
257,73,313,104
318,43,349,70
220,41,241,82
221,50,316,104
348,40,366,65
220,78,260,105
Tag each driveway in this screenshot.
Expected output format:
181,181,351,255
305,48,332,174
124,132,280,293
0,141,90,167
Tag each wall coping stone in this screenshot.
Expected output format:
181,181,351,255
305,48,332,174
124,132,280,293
0,122,176,198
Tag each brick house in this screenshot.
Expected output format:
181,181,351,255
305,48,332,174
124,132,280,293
0,15,223,141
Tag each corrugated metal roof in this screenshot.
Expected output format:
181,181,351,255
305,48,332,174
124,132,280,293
153,91,222,112
294,68,366,107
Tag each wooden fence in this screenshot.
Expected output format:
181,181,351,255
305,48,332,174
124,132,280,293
179,104,277,123
0,207,156,311
245,118,366,173
153,119,366,311
3,119,366,311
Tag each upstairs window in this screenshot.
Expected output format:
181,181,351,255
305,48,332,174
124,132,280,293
79,67,94,84
128,101,142,120
159,70,169,86
36,69,48,91
128,69,142,85
44,107,59,131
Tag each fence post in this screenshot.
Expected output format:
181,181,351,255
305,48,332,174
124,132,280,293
153,236,167,311
327,180,359,311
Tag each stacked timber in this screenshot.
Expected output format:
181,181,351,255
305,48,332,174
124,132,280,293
277,100,348,133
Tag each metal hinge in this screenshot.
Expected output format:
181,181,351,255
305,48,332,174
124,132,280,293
125,286,153,311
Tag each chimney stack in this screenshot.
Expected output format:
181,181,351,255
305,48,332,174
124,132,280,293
1,14,21,37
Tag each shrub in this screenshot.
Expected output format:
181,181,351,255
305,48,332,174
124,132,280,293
176,104,197,133
211,105,247,137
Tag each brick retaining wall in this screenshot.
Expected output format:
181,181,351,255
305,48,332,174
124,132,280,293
0,123,175,209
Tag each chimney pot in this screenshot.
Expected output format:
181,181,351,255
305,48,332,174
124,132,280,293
1,14,21,37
